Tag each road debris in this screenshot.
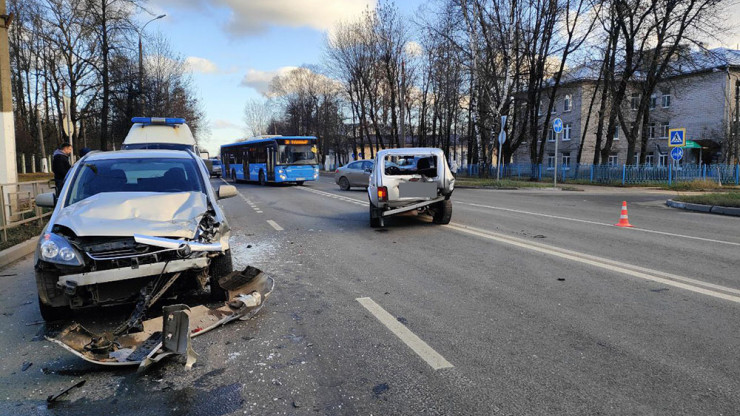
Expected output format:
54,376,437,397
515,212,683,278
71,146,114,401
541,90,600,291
21,361,32,371
46,266,275,372
46,380,86,404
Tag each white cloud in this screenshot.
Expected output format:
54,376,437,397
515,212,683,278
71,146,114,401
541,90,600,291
152,0,375,36
240,66,298,95
405,41,423,58
212,119,241,130
185,56,219,74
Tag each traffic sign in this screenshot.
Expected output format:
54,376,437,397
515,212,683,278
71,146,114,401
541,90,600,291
552,118,563,134
668,128,686,147
670,147,683,161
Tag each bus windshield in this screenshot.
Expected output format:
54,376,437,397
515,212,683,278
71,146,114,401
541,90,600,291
278,145,317,165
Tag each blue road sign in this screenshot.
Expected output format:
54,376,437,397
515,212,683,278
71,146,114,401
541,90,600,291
671,147,683,161
669,128,686,147
552,118,563,134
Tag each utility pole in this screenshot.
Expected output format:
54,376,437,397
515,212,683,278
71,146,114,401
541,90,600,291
399,60,405,148
0,0,16,188
138,14,166,115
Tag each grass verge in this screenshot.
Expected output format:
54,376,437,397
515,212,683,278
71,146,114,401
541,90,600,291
455,177,554,188
0,220,45,251
675,192,740,208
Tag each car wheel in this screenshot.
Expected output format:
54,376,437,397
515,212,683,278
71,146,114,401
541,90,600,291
209,250,232,302
259,171,266,186
433,199,452,224
338,176,350,191
38,296,72,322
369,202,382,228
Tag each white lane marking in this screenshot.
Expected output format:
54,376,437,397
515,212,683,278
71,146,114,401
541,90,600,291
356,297,453,370
256,210,263,214
266,220,284,231
444,223,740,304
457,201,740,247
295,186,367,206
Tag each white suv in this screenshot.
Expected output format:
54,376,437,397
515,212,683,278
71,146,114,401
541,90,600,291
367,148,455,227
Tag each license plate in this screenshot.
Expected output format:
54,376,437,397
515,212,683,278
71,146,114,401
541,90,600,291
399,182,437,198
295,177,305,181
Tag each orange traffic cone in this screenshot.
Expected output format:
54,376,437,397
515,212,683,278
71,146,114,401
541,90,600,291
614,201,634,227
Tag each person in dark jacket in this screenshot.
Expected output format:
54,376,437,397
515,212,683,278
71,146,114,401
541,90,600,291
79,147,91,158
52,143,73,196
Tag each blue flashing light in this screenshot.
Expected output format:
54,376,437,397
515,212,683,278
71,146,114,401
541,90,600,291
131,117,186,125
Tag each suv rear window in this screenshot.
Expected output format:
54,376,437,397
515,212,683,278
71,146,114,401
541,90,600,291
66,158,205,205
384,155,438,177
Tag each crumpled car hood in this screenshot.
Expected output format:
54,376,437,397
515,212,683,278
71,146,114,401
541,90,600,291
55,192,208,238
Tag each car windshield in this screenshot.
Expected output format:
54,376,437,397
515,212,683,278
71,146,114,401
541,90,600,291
278,145,318,165
66,157,205,205
212,160,222,166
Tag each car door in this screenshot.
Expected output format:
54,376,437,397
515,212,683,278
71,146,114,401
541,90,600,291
361,161,373,186
345,162,362,186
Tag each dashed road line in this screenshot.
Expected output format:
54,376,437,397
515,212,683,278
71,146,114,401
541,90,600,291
295,186,367,206
444,222,740,304
457,201,740,247
266,220,284,231
356,297,454,370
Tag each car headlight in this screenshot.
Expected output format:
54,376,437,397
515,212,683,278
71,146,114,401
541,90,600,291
40,233,84,266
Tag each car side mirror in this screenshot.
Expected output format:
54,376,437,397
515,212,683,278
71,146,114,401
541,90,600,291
217,185,238,200
36,192,56,208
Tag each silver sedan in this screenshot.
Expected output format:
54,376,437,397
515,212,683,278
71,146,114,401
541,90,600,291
335,160,373,190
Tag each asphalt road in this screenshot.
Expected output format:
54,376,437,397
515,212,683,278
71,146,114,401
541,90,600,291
1,176,738,415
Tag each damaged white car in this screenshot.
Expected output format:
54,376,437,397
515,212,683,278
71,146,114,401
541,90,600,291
368,148,455,228
34,149,238,321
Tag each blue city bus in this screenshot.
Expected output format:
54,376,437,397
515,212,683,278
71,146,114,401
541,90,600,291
220,136,320,185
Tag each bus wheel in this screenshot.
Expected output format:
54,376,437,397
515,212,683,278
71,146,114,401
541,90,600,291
259,171,266,186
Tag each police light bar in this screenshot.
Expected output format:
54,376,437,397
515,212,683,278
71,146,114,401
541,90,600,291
131,117,186,125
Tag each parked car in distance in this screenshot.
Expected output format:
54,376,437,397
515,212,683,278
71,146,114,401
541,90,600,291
335,160,374,190
210,159,222,177
33,149,238,321
367,148,455,228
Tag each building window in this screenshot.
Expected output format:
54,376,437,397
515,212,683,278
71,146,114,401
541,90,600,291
562,152,571,169
538,103,543,116
658,154,668,167
634,153,640,165
564,94,572,112
547,153,555,169
648,123,656,139
563,123,572,141
608,155,619,166
646,152,654,166
660,122,670,139
631,93,640,110
650,93,657,110
547,129,555,142
662,93,671,108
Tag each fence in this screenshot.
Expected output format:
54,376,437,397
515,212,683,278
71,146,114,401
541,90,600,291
458,163,740,186
0,180,54,243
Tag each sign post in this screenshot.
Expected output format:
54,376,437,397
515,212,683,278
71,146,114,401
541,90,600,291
552,118,563,187
497,115,507,181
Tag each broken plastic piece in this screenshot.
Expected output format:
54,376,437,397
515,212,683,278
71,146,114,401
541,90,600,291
47,380,86,404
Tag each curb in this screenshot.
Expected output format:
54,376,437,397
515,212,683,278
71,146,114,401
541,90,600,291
665,199,740,217
0,238,37,270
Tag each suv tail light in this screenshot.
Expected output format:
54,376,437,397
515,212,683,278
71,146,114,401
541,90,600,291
335,169,339,173
377,186,388,202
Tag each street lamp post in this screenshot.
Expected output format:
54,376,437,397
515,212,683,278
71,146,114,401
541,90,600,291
138,14,166,115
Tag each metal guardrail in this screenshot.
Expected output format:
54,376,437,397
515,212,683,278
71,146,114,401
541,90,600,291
0,180,54,243
457,163,740,186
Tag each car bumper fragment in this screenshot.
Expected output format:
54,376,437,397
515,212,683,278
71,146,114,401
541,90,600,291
47,266,275,372
59,257,210,287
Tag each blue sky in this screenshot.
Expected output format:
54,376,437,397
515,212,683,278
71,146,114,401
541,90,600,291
142,0,426,154
143,0,740,155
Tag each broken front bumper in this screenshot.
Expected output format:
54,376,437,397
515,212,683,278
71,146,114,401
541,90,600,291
47,266,275,371
58,257,210,287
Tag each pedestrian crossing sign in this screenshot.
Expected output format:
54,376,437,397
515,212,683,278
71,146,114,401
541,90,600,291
668,128,686,147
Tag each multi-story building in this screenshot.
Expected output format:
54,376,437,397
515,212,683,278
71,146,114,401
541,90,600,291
512,47,740,167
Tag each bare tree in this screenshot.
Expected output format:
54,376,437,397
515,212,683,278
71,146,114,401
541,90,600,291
243,98,273,137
